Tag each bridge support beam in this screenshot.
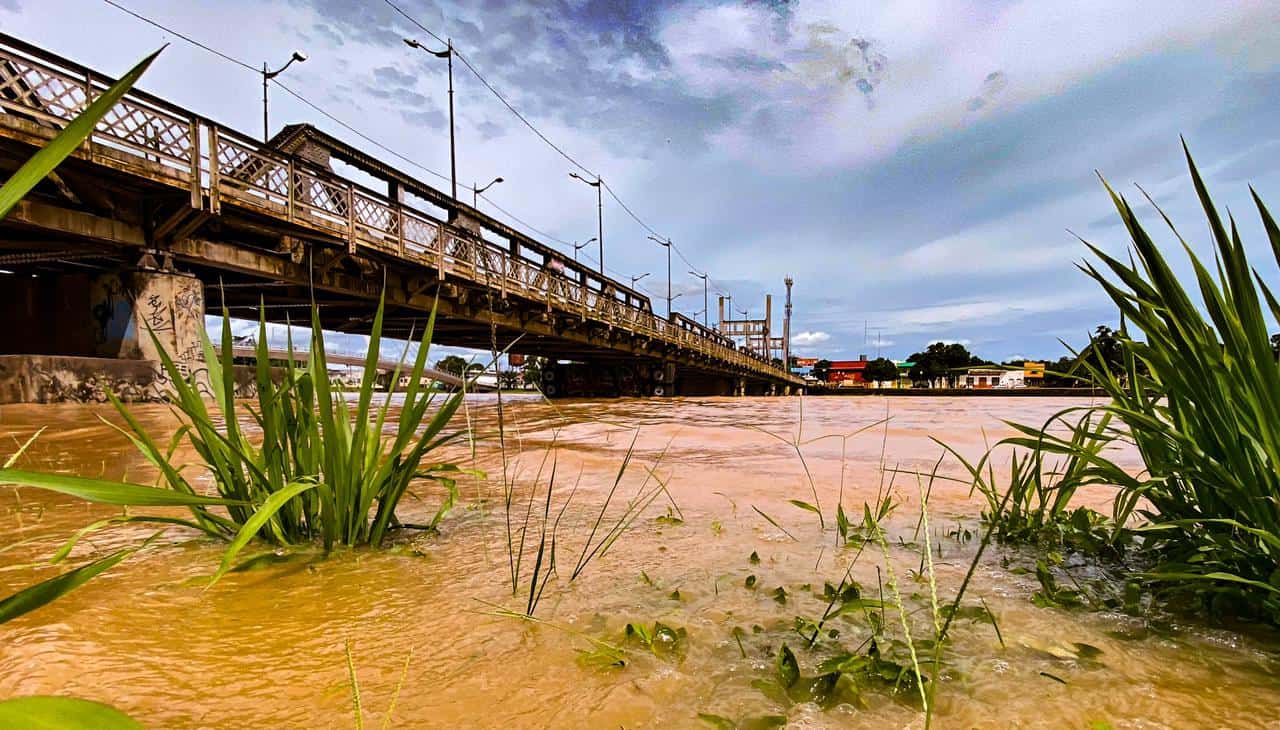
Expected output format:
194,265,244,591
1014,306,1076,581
0,267,205,403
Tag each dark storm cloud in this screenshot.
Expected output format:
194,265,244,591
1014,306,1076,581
290,0,754,157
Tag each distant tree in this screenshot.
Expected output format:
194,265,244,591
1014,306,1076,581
907,342,977,387
787,354,800,369
864,357,899,385
811,359,832,382
1081,325,1124,375
435,355,468,377
522,356,545,387
1043,355,1080,387
497,370,521,389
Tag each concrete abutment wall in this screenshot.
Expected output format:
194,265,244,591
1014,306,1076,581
0,268,205,403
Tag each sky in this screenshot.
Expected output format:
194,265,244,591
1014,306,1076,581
5,0,1280,363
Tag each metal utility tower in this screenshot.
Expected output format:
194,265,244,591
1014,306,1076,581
783,276,793,366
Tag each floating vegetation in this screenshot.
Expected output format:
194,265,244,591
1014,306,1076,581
624,621,688,660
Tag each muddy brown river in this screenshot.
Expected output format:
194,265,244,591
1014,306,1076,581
1,395,1277,728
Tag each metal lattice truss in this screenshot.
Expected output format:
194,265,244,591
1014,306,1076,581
720,319,767,337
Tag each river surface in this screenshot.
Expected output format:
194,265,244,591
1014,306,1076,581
1,395,1277,728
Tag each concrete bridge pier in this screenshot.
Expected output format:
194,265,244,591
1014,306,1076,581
0,266,206,403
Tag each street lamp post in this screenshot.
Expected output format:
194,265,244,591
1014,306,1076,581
630,272,650,289
472,176,503,208
690,270,708,329
573,236,596,263
261,51,307,142
569,172,603,274
648,234,672,318
404,37,457,201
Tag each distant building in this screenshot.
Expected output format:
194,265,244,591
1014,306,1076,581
963,367,1005,388
828,357,870,387
886,360,915,389
791,357,817,380
1023,361,1045,386
964,367,1030,389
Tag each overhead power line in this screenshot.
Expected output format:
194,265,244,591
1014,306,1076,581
380,0,719,282
101,0,720,310
101,0,258,73
100,0,453,187
381,0,596,179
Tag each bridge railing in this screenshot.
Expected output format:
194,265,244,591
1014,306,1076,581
0,34,791,382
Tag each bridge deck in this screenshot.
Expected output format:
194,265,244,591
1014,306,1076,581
0,33,799,391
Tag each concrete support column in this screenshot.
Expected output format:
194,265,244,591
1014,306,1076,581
90,269,206,373
0,268,205,403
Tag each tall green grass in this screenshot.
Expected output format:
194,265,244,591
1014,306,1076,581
1,293,469,582
982,145,1280,621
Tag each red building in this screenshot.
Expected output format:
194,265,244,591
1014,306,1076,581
827,357,870,384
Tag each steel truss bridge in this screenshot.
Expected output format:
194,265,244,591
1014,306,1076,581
0,34,800,397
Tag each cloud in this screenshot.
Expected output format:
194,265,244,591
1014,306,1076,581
12,0,1280,365
665,0,1280,172
791,331,832,347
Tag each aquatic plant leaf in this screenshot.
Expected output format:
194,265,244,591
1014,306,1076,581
654,506,684,526
776,644,800,689
749,550,761,565
731,626,748,657
0,48,162,220
752,505,799,541
0,696,143,729
788,499,820,516
771,586,788,604
696,714,735,730
0,543,141,625
739,716,787,730
49,515,205,564
576,646,627,669
625,622,652,648
346,639,364,730
208,480,321,586
750,678,789,706
745,575,757,589
1073,642,1104,659
803,672,843,707
0,469,244,507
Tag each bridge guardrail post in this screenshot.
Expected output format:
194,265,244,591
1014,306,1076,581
436,228,446,281
207,126,221,215
397,208,405,257
80,70,93,156
286,159,296,223
346,183,356,254
188,121,201,209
